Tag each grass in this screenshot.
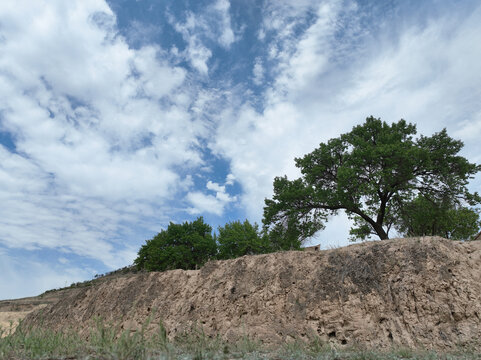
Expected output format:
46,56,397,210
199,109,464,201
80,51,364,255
1,320,480,360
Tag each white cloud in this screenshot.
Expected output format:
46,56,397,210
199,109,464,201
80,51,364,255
125,20,161,47
252,57,264,85
170,0,236,75
225,173,235,185
206,180,225,193
187,192,224,216
212,0,235,48
0,146,140,268
273,2,341,95
172,13,213,75
187,175,237,216
0,0,208,274
453,112,481,142
304,212,358,249
259,0,325,70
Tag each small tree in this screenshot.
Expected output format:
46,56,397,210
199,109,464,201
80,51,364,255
395,195,480,240
217,220,270,259
134,217,217,271
264,117,480,241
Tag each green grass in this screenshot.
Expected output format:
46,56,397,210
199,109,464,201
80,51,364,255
1,320,480,360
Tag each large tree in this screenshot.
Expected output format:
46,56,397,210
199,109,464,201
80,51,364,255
263,117,480,241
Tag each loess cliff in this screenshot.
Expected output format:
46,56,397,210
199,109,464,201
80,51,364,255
22,237,481,350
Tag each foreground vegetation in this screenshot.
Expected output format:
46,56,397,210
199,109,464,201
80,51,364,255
1,320,479,360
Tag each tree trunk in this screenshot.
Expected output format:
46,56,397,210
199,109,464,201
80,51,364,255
354,209,389,240
373,224,389,240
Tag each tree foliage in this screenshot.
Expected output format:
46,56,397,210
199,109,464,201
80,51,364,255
134,217,217,271
264,116,481,241
263,220,303,251
217,220,270,259
395,195,480,240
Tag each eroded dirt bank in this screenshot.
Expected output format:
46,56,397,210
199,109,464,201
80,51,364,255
23,237,481,350
0,289,82,335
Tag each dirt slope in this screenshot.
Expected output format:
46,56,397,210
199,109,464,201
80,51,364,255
23,237,481,350
0,289,82,335
0,267,136,335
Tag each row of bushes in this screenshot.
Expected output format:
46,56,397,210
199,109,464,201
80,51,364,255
134,217,301,272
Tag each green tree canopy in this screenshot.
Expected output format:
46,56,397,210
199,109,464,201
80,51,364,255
264,117,481,241
395,195,480,240
134,217,217,271
217,220,270,259
263,220,303,251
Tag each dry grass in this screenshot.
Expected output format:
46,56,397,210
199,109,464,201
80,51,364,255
1,319,480,360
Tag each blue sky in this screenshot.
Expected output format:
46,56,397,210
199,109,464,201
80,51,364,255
1,0,480,299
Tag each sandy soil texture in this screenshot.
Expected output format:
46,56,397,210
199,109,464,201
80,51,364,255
0,289,80,336
20,237,481,350
0,309,43,335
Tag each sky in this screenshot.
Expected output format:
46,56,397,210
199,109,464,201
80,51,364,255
1,0,480,300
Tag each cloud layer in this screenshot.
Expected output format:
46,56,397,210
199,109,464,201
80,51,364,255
0,0,212,296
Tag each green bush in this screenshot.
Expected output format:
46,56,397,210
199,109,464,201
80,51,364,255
134,217,217,271
395,195,480,240
217,220,271,259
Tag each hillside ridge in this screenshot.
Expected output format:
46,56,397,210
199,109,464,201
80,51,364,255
15,237,481,350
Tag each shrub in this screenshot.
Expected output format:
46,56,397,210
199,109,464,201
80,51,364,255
217,220,271,259
134,217,217,271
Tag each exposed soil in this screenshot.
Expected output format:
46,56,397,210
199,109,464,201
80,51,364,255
0,267,134,335
16,237,481,350
0,289,80,335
